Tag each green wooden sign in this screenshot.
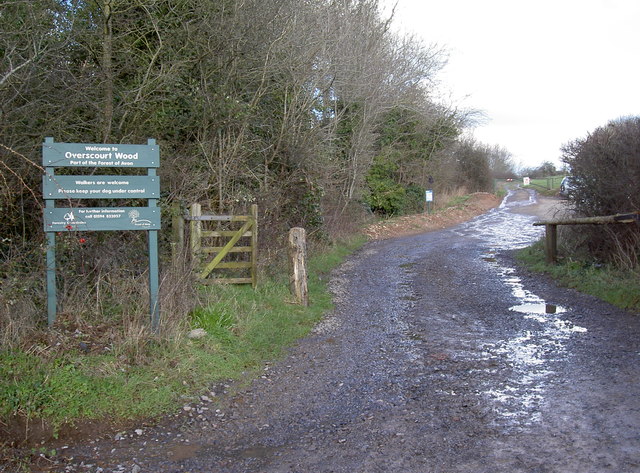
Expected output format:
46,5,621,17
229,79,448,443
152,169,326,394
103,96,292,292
43,175,160,199
44,207,160,232
43,140,159,168
43,137,161,330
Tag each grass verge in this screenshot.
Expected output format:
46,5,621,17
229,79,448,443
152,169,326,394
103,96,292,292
517,240,640,312
0,235,367,447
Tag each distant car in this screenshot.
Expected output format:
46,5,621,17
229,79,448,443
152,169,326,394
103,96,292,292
559,176,574,198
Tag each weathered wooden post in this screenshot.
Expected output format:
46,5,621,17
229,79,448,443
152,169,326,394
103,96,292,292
171,203,185,264
289,227,308,306
545,224,558,264
189,203,202,262
250,204,258,288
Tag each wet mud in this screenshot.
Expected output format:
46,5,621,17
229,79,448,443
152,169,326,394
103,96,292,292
18,189,640,472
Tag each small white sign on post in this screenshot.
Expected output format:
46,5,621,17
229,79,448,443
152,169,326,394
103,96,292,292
425,190,434,202
425,189,434,214
523,177,530,186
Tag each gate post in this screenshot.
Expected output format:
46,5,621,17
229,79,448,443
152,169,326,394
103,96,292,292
289,227,308,306
545,224,558,264
189,203,202,262
171,203,185,264
251,204,258,288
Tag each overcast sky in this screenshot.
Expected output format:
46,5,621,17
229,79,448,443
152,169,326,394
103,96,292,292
382,0,640,170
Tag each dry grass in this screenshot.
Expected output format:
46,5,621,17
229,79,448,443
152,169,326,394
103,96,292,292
0,298,40,349
433,186,473,210
559,223,640,272
0,239,200,363
607,226,640,271
0,245,45,349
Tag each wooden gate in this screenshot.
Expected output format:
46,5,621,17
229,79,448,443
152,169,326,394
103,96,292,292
179,204,258,287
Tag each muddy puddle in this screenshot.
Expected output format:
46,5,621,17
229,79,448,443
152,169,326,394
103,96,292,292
459,190,588,428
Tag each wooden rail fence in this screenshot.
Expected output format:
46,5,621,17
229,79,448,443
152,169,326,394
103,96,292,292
533,211,640,264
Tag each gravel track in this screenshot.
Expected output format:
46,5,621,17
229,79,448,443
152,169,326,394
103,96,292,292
32,189,640,473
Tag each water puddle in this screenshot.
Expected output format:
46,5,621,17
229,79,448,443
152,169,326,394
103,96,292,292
456,190,545,250
394,190,588,429
461,190,588,428
511,302,564,315
499,188,537,208
480,257,588,427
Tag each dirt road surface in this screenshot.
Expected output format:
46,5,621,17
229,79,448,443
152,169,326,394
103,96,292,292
24,189,640,472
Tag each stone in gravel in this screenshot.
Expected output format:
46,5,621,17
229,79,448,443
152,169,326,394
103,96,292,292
187,328,207,339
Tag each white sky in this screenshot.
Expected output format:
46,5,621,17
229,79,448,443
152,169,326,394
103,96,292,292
382,0,640,170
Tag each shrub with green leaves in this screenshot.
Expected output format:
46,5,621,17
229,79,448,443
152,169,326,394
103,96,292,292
364,155,407,216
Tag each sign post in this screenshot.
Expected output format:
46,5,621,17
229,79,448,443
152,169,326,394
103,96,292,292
42,137,161,328
425,189,434,214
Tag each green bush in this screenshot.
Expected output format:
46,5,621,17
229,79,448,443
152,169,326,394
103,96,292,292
364,155,407,215
403,185,426,214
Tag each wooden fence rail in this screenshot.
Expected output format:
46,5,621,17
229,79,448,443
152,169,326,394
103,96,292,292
533,211,640,264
